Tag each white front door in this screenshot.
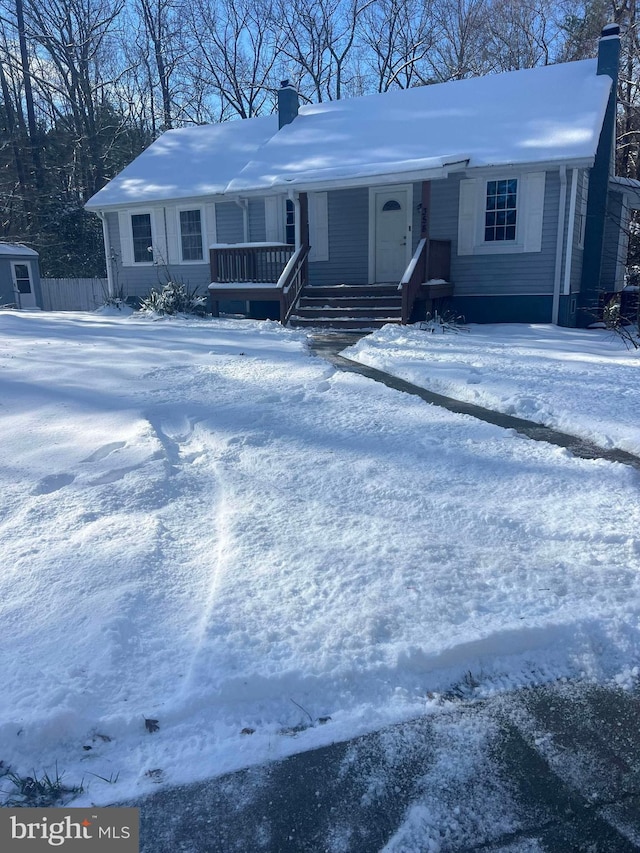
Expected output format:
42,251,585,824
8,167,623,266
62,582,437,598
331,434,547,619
11,262,37,308
372,187,411,283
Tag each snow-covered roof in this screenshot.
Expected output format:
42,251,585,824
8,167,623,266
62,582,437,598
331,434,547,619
230,60,610,192
86,58,611,209
0,243,39,257
86,116,279,209
610,175,640,208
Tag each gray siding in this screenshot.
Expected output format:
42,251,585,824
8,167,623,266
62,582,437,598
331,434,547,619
308,188,369,286
0,259,15,306
601,190,623,291
430,170,561,299
215,202,244,243
105,211,210,300
248,199,266,242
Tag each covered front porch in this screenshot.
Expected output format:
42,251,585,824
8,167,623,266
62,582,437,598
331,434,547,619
208,181,453,327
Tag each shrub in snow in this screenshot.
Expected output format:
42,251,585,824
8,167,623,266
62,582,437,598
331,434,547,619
140,281,208,317
419,308,468,334
602,295,639,350
100,283,131,312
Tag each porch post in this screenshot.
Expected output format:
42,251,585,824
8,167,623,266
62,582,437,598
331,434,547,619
210,247,219,282
421,181,431,282
299,192,309,288
299,192,309,247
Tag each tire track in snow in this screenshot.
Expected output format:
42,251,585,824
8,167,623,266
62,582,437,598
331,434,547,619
143,414,239,707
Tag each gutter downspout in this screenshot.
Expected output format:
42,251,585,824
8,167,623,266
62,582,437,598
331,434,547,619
552,166,567,325
288,188,301,250
563,169,579,304
235,198,249,241
97,210,115,298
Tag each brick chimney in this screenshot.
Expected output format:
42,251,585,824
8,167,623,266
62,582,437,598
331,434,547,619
277,80,299,129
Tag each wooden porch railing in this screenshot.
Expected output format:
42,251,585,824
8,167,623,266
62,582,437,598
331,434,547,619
279,244,310,324
208,242,309,325
210,244,294,283
400,238,428,324
399,238,452,324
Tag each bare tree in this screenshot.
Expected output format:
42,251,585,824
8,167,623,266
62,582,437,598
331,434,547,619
184,0,281,119
483,0,564,71
276,0,374,102
134,0,186,130
427,0,490,81
359,0,436,91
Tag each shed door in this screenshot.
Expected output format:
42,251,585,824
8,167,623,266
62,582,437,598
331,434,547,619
374,188,410,282
11,262,36,308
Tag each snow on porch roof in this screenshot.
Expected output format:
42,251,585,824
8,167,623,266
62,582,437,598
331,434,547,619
228,59,611,193
86,115,279,209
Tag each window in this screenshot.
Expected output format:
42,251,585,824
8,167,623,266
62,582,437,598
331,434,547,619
131,213,153,262
382,199,402,211
13,263,32,294
458,172,545,256
179,209,203,261
285,199,295,245
484,179,517,242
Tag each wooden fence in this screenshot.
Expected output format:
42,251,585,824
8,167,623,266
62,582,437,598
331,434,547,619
40,278,108,312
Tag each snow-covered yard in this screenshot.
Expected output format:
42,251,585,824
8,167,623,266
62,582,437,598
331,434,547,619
345,323,640,455
1,311,639,808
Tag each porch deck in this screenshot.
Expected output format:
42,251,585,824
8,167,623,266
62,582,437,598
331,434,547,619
208,239,453,327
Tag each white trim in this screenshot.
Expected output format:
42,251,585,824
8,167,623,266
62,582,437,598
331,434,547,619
205,203,217,249
457,170,546,256
368,184,413,284
119,208,157,266
463,157,593,178
277,166,455,195
522,172,546,253
288,190,301,250
457,179,478,256
563,169,578,295
308,192,329,262
175,204,207,264
552,166,567,325
97,211,115,298
265,196,284,242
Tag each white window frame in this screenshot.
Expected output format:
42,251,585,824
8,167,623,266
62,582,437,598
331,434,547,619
176,205,206,264
119,208,157,266
458,170,546,256
130,210,156,264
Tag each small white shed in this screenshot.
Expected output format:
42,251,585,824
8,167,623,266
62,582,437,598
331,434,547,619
0,243,42,309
